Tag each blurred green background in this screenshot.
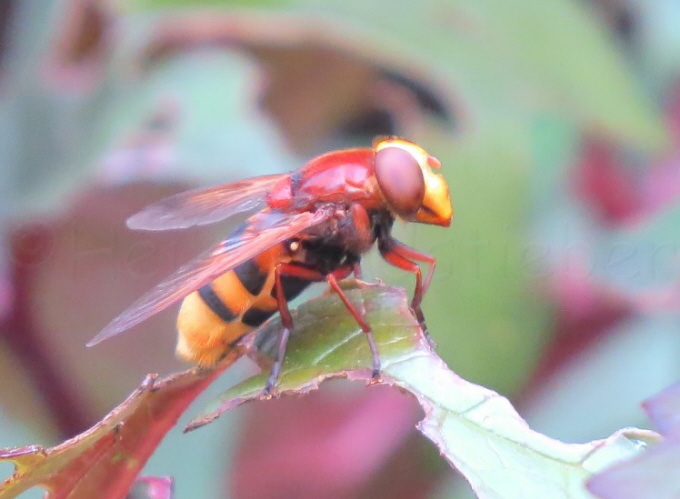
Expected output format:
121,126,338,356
1,0,679,497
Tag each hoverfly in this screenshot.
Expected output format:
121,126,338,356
88,138,453,393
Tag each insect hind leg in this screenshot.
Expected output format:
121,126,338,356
266,262,378,394
266,263,343,393
326,273,381,380
265,264,304,394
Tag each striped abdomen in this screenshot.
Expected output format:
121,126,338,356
175,242,309,366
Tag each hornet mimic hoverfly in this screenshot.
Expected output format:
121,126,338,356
88,138,453,393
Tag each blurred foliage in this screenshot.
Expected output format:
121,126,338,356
0,0,678,497
587,382,680,498
0,362,231,499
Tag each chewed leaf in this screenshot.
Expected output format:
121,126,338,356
410,366,658,498
187,282,654,498
0,355,236,499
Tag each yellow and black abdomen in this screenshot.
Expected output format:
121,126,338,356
175,242,311,366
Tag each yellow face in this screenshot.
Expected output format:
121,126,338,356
374,138,453,227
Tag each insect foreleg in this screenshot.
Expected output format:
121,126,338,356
378,238,436,344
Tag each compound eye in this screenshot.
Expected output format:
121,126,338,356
375,146,425,219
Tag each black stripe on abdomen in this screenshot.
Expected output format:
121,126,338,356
198,284,238,322
242,307,276,327
271,275,311,301
234,260,269,296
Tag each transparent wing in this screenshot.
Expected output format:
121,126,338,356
126,174,287,231
88,207,332,346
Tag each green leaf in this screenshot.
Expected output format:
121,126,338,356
187,282,655,497
187,282,423,423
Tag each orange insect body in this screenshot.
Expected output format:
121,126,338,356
176,243,285,366
90,138,452,392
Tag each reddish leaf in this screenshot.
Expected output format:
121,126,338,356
573,137,643,225
644,154,680,216
1,224,93,438
0,357,233,498
642,83,680,215
0,180,208,439
576,83,680,223
521,259,633,396
0,267,10,326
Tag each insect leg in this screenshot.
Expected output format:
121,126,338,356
266,262,376,392
343,203,371,281
353,262,363,280
386,240,437,299
325,273,381,380
378,238,436,342
266,263,349,393
266,265,293,394
267,264,312,393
